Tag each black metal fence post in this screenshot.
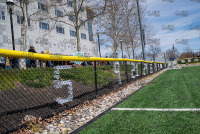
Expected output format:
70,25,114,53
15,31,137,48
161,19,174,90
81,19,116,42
148,63,150,75
157,63,158,71
125,61,128,83
153,63,154,74
141,62,143,77
94,61,98,96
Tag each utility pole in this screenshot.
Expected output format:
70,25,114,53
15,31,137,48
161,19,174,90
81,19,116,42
164,53,166,63
97,30,101,57
172,44,175,61
120,39,123,58
136,0,145,60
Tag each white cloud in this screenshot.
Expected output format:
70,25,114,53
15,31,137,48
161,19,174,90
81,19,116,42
144,0,200,53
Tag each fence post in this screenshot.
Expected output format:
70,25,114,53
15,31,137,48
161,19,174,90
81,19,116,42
94,61,98,96
125,61,128,83
141,62,143,77
148,63,150,75
152,63,154,74
157,63,158,71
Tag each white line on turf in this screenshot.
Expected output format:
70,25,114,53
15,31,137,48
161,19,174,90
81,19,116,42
111,108,200,111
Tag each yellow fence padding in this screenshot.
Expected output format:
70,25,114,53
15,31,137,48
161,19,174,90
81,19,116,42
0,48,167,64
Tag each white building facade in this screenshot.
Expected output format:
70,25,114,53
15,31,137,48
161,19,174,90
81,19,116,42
0,0,99,57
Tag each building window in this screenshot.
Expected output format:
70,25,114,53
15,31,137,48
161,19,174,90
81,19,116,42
38,2,47,12
56,26,64,34
88,19,94,41
17,16,31,26
39,22,49,30
70,30,76,37
81,33,86,39
0,11,5,20
55,9,63,17
56,0,62,3
87,12,94,42
17,15,23,24
69,16,75,21
68,1,73,7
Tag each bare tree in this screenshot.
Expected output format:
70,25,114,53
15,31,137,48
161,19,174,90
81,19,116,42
96,0,129,58
179,47,193,59
101,0,153,59
135,52,143,60
15,0,52,51
163,52,167,63
146,44,161,61
16,0,107,53
39,0,108,52
13,0,33,69
124,40,132,59
14,0,29,51
165,48,180,60
121,0,141,59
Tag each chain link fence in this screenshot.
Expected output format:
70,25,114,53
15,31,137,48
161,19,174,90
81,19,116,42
0,49,167,134
177,57,200,64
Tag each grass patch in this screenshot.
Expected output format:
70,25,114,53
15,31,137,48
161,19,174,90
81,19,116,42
0,63,143,90
116,66,200,108
0,69,19,90
79,66,200,134
60,65,119,87
19,68,54,88
79,110,200,134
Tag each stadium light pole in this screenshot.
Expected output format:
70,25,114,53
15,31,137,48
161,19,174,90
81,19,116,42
97,30,101,58
120,39,123,58
172,44,175,61
164,53,166,63
6,0,15,51
136,0,145,60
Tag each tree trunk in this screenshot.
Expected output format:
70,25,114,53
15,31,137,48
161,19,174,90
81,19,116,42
114,40,118,58
153,56,155,61
76,27,81,52
21,19,27,51
131,42,135,59
74,0,81,52
19,1,28,69
127,47,130,59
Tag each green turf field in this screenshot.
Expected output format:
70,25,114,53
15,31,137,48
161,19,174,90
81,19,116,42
78,66,200,134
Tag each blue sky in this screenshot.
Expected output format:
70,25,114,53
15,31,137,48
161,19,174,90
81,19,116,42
100,0,200,62
140,0,200,61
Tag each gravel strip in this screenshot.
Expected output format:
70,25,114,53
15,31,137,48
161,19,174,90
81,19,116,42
13,69,167,134
179,63,200,67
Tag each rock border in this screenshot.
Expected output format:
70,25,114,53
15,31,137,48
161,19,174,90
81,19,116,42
12,69,167,134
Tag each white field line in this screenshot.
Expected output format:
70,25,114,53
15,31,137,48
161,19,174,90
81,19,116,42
111,108,200,111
